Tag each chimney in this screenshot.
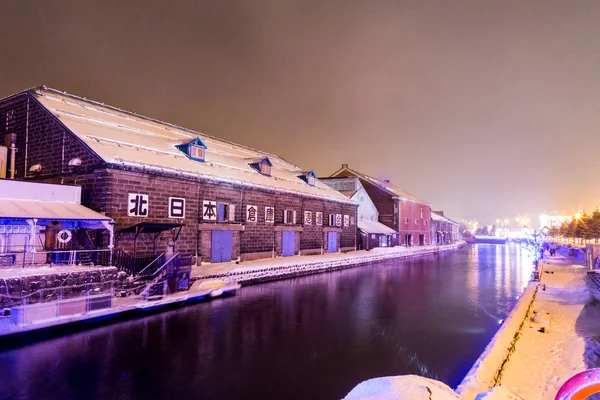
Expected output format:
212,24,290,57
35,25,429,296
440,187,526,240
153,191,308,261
342,164,348,169
4,133,17,179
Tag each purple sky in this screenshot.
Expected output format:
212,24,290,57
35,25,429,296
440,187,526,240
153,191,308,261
2,1,600,223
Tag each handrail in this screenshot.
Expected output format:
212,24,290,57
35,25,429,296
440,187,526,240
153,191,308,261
135,252,166,277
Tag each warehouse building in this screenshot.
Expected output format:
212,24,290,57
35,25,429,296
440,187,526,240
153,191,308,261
0,86,357,266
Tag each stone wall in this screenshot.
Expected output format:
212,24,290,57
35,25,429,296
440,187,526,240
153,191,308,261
0,267,118,308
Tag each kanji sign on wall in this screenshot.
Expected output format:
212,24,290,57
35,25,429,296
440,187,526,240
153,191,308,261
202,200,217,221
315,211,323,226
265,207,275,223
343,215,349,227
335,214,342,227
350,216,355,226
169,197,185,219
246,205,258,222
304,211,312,225
128,193,149,217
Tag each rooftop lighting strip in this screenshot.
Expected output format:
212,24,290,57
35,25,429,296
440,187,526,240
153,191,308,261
42,94,194,139
51,108,166,138
41,90,302,171
88,135,315,190
84,135,185,157
113,160,355,205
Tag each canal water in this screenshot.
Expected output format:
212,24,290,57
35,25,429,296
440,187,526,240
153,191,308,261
0,244,532,400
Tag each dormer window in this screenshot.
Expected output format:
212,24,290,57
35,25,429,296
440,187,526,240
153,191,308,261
176,137,207,162
189,145,205,160
247,157,273,176
261,162,271,175
298,170,317,186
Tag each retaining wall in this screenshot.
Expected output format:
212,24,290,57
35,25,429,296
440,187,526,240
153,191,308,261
197,242,465,285
0,267,118,308
455,282,540,400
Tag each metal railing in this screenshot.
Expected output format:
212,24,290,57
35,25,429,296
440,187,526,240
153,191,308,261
0,248,113,268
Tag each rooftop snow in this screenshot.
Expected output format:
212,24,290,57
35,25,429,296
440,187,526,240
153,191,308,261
330,166,429,204
29,87,354,205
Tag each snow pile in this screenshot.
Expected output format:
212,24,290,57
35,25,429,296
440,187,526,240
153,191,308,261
343,375,460,400
456,283,540,400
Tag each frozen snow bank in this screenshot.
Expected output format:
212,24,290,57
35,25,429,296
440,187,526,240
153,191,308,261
343,375,460,400
455,283,540,400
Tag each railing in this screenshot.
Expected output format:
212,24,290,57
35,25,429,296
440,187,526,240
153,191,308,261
111,249,163,277
0,248,113,268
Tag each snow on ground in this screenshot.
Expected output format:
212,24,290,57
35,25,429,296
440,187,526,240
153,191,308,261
191,242,464,281
498,255,600,399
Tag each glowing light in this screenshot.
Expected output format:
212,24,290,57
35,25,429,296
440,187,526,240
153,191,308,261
498,319,504,325
575,213,582,219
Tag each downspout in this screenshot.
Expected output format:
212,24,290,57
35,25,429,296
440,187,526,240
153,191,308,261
61,128,65,184
196,181,200,265
24,97,30,178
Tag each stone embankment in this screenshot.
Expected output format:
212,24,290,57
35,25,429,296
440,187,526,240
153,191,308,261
193,242,466,285
0,266,118,308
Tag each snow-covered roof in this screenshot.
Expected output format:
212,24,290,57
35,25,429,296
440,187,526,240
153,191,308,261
431,211,459,225
329,166,429,205
357,219,397,235
28,87,354,205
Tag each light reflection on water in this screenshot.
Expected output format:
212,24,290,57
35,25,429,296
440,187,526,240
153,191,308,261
0,244,532,400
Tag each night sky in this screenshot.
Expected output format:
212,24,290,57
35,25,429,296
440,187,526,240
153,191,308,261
2,1,600,223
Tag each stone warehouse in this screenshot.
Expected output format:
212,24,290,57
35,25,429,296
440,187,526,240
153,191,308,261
0,86,357,265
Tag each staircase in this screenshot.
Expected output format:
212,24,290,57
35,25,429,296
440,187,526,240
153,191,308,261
139,253,181,300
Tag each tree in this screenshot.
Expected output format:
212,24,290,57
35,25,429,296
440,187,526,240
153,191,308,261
589,209,600,242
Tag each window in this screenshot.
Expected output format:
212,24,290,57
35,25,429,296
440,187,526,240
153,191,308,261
218,203,235,222
261,162,271,175
414,218,418,225
284,209,296,224
307,175,316,186
424,220,427,226
189,145,205,160
405,217,409,224
420,207,423,218
176,138,207,162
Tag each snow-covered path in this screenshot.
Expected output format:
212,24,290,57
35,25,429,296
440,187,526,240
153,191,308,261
499,257,600,399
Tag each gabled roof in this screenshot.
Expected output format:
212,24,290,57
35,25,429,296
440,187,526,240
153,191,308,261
329,165,429,205
24,87,354,205
431,211,459,225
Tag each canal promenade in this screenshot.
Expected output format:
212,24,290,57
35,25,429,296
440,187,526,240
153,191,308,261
496,256,600,399
191,241,466,284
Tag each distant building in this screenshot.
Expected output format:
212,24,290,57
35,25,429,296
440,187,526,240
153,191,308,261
325,165,431,246
319,176,398,250
0,86,357,266
430,211,460,245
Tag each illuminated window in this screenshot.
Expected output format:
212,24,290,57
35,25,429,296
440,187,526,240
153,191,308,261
414,218,418,225
189,145,205,160
261,162,271,175
176,138,207,162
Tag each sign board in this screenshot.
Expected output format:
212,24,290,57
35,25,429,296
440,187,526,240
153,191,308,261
265,207,275,223
304,211,312,225
169,197,185,219
128,193,149,217
315,212,323,226
202,201,217,221
343,215,349,227
246,205,258,222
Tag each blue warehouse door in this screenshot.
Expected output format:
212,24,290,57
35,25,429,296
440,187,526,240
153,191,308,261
282,231,295,257
211,230,233,263
327,232,338,253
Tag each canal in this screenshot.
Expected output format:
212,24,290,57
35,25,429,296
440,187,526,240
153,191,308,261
0,244,532,400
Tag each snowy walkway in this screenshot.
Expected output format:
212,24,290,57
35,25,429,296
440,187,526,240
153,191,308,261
191,242,464,282
498,256,600,399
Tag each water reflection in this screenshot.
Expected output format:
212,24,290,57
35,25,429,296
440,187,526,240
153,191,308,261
0,244,532,400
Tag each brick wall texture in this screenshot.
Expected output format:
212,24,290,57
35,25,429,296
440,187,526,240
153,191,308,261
0,92,357,264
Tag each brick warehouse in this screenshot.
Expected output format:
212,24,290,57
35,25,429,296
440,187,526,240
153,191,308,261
0,87,357,265
326,164,431,246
